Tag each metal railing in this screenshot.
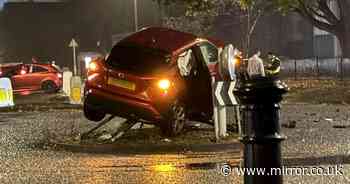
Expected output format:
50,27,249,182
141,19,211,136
280,57,350,80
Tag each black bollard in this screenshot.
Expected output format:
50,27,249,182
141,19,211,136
234,78,288,184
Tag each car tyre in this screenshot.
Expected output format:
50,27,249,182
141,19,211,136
160,101,187,137
41,80,57,93
83,104,106,122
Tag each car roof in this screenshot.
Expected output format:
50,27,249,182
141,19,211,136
31,63,50,66
117,27,220,55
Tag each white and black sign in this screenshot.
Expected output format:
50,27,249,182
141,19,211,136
214,81,238,106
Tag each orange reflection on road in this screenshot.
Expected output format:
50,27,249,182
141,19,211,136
77,157,116,184
151,164,176,172
140,155,186,184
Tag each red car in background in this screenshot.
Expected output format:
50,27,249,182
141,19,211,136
84,27,228,136
0,63,62,93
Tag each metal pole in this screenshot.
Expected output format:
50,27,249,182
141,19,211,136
73,46,77,76
234,79,288,184
294,59,297,80
316,56,319,79
134,0,138,31
340,56,344,81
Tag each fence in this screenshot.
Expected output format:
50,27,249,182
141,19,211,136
280,57,350,80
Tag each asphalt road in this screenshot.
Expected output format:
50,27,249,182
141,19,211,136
0,93,350,183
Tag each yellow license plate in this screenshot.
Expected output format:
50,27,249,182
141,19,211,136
108,78,136,91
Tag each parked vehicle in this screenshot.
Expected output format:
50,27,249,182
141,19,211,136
84,27,228,136
0,63,22,77
0,63,62,93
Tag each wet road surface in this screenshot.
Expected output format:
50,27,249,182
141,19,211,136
0,93,350,183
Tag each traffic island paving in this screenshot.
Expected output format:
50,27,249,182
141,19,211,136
51,126,241,155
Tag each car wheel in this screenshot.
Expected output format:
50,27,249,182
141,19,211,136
160,101,187,137
83,97,106,122
41,81,57,93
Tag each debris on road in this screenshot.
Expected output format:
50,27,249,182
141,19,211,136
282,120,297,128
162,138,172,143
97,134,113,141
332,125,350,129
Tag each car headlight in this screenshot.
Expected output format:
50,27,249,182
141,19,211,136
88,62,98,72
158,79,171,90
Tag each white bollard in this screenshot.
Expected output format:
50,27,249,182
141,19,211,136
63,71,73,96
218,106,228,137
70,76,82,104
0,78,14,108
213,106,220,140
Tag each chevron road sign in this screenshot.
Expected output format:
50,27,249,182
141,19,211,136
214,81,238,106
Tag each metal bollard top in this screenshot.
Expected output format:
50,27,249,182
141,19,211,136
233,77,288,105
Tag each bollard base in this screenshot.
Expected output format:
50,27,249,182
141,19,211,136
243,143,283,184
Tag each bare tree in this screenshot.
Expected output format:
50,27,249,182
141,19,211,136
292,0,350,57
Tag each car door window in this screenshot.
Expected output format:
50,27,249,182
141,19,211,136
32,66,48,73
198,42,218,65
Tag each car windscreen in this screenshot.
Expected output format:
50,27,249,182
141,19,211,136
106,45,171,74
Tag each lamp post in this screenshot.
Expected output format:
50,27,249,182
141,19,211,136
134,0,138,31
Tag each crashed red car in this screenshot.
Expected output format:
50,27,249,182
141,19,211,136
84,27,226,136
0,63,63,93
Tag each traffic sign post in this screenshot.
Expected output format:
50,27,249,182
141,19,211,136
212,44,241,140
214,81,238,106
69,38,79,76
214,81,239,138
211,77,220,140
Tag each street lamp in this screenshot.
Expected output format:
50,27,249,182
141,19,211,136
134,0,138,31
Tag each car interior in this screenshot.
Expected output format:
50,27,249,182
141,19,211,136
178,47,213,122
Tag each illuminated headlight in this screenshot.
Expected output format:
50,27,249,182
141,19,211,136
158,79,171,90
89,62,98,72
